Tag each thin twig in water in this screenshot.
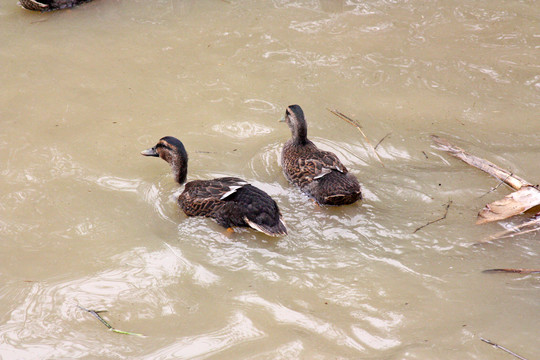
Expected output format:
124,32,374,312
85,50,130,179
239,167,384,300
413,201,452,234
374,132,392,150
480,174,514,198
327,108,384,167
422,151,429,159
483,269,540,274
480,337,529,360
77,305,145,337
476,215,540,244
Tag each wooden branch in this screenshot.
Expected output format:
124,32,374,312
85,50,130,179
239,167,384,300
431,135,540,224
431,135,530,190
78,305,145,337
374,132,392,150
483,269,540,274
328,109,384,166
480,338,529,360
413,201,452,233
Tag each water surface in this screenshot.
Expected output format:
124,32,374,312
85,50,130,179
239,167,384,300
0,0,538,359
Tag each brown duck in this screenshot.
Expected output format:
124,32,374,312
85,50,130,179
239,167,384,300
280,105,362,205
141,136,287,236
19,0,91,11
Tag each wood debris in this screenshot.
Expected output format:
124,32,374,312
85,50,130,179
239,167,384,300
328,108,384,166
482,269,540,274
431,135,540,226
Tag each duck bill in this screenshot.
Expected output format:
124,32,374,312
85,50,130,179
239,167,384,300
141,147,159,157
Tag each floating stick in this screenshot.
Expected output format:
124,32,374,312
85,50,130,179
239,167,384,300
327,108,384,166
77,304,145,337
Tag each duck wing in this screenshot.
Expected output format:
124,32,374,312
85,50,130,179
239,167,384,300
220,184,287,236
297,150,347,182
180,177,287,236
179,177,248,217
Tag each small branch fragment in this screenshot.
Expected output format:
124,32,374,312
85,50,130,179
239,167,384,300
374,132,392,150
327,108,384,167
477,214,540,243
431,135,530,190
414,201,452,234
483,269,540,274
78,305,145,337
479,174,512,198
480,337,529,360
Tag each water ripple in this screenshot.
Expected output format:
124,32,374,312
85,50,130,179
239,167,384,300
142,312,265,360
237,293,366,351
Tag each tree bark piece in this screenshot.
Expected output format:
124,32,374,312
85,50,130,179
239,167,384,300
431,135,530,190
477,187,540,224
431,135,540,224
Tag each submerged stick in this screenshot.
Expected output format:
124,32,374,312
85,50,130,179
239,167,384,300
480,174,513,198
480,337,529,360
477,215,540,243
374,132,392,150
77,305,145,337
413,201,452,233
431,135,530,190
483,268,540,274
327,109,384,167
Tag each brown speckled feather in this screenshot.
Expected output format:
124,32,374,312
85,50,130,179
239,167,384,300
281,105,362,206
141,138,287,236
19,0,91,11
179,177,287,235
282,139,347,189
178,177,247,218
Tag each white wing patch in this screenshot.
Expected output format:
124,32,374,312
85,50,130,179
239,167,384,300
314,167,332,179
314,165,344,179
243,217,268,234
220,182,248,200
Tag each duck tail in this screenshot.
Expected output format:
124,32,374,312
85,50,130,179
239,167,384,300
244,217,288,237
19,0,49,11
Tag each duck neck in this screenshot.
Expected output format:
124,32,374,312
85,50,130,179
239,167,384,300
293,118,308,145
169,149,188,184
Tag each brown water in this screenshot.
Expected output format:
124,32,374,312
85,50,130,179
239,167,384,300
1,0,539,359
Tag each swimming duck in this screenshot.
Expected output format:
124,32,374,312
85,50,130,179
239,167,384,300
280,105,362,205
19,0,91,11
141,136,287,237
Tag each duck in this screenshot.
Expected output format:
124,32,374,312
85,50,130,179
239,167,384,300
141,136,287,237
280,105,362,206
19,0,91,11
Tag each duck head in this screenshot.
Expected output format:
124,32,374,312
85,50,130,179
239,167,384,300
281,105,308,144
141,136,188,184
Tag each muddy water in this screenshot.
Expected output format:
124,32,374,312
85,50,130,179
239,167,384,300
0,0,538,359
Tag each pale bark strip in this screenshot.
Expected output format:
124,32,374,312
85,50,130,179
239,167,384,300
431,135,540,224
431,135,530,190
476,215,540,243
476,186,540,224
